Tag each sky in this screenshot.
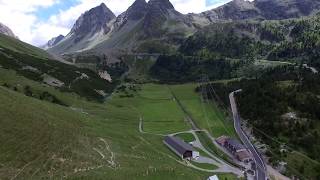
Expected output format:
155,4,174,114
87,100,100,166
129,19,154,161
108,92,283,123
0,0,234,46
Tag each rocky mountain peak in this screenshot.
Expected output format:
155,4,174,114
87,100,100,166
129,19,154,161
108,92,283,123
126,0,148,20
0,22,17,38
230,0,254,8
69,3,116,41
148,0,175,11
41,35,65,49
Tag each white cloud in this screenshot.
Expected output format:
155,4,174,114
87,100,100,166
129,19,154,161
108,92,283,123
0,0,233,46
0,0,59,44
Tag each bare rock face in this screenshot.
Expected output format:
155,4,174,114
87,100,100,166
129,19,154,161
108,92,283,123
41,35,65,49
143,0,179,37
113,0,148,29
255,0,320,20
201,0,320,22
48,0,320,55
108,0,192,43
69,3,116,42
48,3,116,54
125,0,149,20
0,22,17,38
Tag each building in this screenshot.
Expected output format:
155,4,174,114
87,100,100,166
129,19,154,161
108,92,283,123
164,136,199,160
216,136,228,146
225,138,247,154
216,136,253,163
235,150,252,163
207,175,219,180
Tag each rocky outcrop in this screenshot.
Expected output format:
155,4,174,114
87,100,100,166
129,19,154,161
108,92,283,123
48,3,116,55
48,0,320,56
255,0,320,20
113,0,148,30
0,22,17,38
200,0,320,22
69,3,115,42
41,35,65,50
143,0,185,37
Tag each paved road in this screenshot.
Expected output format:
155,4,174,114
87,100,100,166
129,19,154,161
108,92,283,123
229,90,267,180
303,64,318,74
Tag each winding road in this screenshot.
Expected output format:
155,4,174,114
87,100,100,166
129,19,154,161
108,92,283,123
229,90,267,180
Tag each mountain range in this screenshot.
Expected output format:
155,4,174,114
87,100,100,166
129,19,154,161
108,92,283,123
45,0,320,56
1,1,320,179
41,35,65,50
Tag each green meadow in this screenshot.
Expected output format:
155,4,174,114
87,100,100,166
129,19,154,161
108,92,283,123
0,68,237,179
169,83,236,138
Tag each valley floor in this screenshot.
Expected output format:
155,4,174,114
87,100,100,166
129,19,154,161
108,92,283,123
0,69,239,179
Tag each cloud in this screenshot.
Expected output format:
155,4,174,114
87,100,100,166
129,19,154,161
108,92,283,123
0,0,233,46
0,0,59,44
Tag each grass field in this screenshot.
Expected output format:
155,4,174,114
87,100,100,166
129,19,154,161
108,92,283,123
191,161,218,170
169,83,236,138
0,32,236,179
0,34,51,59
0,73,240,179
175,133,196,143
285,151,320,179
122,56,156,82
115,84,190,134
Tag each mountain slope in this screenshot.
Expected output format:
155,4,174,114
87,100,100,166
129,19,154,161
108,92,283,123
0,33,52,59
0,22,17,38
200,0,320,22
0,33,220,180
90,0,196,54
48,3,116,55
49,0,196,55
180,13,320,68
48,0,320,56
0,33,117,101
41,35,65,50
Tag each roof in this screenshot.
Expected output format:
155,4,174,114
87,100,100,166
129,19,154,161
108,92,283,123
235,150,252,161
164,136,194,155
216,136,228,145
226,138,246,150
208,175,219,180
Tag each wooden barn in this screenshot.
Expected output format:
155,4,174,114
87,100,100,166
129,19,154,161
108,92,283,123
164,136,199,160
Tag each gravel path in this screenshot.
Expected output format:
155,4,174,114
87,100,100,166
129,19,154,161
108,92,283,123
170,130,242,176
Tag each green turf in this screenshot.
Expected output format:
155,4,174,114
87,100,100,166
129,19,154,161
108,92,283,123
175,133,195,143
0,34,51,59
0,69,236,179
114,84,190,134
0,82,211,179
0,35,117,101
218,173,238,180
196,132,238,168
169,83,236,138
191,161,218,170
285,151,320,179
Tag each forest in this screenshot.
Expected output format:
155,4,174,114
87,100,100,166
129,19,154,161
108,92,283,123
197,65,320,178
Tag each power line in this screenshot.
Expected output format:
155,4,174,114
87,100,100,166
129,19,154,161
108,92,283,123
203,75,233,136
246,121,320,165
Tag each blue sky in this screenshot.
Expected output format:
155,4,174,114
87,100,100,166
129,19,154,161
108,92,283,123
0,0,232,45
35,0,79,21
206,0,229,6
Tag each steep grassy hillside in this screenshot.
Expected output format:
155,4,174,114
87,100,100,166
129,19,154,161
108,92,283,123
0,75,239,179
0,34,51,59
0,34,118,101
180,14,320,68
0,35,237,178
